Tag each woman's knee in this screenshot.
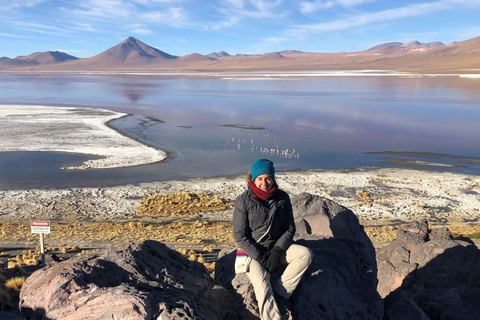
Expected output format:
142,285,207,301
289,244,313,265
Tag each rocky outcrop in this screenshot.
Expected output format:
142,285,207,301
377,219,480,319
215,193,384,320
19,240,229,320
19,192,480,319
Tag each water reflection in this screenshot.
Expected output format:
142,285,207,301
110,82,161,103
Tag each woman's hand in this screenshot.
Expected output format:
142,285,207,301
266,246,283,273
257,251,271,269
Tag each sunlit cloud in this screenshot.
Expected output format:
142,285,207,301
129,24,154,35
71,22,98,32
0,32,35,39
217,0,290,21
250,0,283,12
299,0,374,14
264,36,287,44
210,16,241,31
290,0,470,38
299,1,335,14
221,0,246,8
142,7,185,22
12,21,68,36
73,0,136,19
0,0,47,12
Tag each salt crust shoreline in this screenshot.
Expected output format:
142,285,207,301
0,105,166,169
0,168,479,226
0,105,479,226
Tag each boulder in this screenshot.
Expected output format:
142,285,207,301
383,289,430,320
377,219,480,319
215,193,384,319
19,240,230,320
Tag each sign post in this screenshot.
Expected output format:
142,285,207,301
31,221,50,267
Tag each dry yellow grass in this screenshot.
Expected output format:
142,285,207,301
136,192,234,217
5,277,25,293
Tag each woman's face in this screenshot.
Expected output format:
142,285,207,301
254,174,275,192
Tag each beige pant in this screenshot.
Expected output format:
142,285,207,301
247,244,313,320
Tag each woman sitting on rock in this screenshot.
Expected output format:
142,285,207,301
233,158,313,320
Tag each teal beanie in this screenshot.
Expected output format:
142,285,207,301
250,159,275,181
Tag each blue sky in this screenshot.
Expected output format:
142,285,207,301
1,0,480,58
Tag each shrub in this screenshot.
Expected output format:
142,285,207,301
5,276,25,294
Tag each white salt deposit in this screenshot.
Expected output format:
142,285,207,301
0,105,166,169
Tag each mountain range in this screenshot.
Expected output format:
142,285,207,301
1,36,479,73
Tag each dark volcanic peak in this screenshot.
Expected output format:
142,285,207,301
0,56,10,61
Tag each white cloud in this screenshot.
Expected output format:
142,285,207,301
12,21,67,36
250,0,283,12
74,0,136,19
336,0,375,7
264,36,287,44
129,24,154,35
0,32,35,39
221,0,246,8
299,0,374,14
72,22,97,32
290,1,467,37
142,7,185,22
0,0,47,12
211,16,240,31
299,1,335,14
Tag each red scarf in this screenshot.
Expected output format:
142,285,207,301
248,180,278,202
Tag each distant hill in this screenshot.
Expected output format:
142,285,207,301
366,41,445,55
367,42,404,51
178,53,215,63
1,35,479,73
363,35,480,71
16,51,79,64
0,51,77,67
207,51,230,58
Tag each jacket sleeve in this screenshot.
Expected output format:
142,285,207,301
233,194,262,260
273,194,296,251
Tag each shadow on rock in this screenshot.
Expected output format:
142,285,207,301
20,240,230,320
378,219,480,320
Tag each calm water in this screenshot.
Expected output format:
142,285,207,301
1,73,480,189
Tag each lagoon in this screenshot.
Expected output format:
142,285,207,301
1,73,480,189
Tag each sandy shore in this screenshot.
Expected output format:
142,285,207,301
0,105,166,169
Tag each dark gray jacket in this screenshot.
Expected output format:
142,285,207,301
233,187,295,260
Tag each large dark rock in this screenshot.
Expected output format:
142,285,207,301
19,240,230,320
215,193,384,320
377,219,480,320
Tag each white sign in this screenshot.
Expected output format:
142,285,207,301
31,221,50,234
